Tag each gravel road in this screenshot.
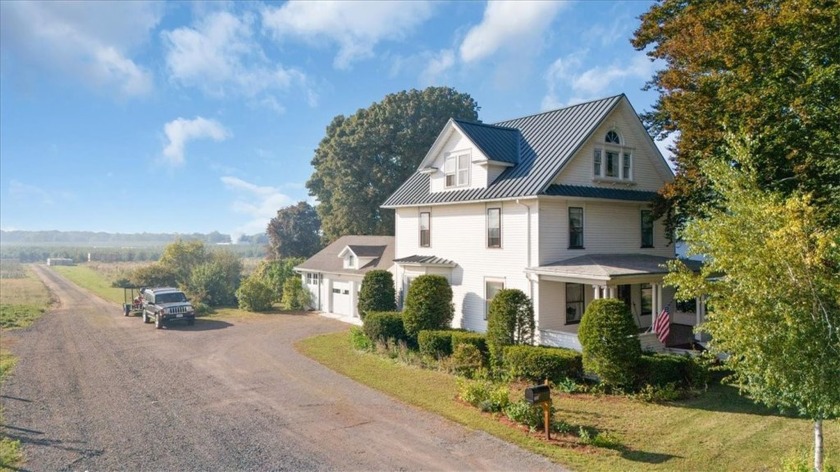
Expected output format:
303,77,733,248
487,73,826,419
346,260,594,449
1,265,565,471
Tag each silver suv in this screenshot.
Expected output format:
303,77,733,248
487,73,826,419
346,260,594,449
140,287,196,329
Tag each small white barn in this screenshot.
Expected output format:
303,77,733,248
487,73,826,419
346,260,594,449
46,257,74,266
295,235,395,324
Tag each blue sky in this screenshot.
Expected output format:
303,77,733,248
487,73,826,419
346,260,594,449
0,1,671,240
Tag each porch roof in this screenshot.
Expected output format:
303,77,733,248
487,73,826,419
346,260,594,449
526,254,702,282
394,254,458,268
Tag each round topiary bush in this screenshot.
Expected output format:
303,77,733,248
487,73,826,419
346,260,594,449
578,298,641,390
402,275,454,340
363,311,406,346
357,270,396,320
486,289,535,369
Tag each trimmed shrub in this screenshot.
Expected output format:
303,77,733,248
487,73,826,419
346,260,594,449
418,330,453,358
357,270,396,319
578,298,641,389
236,275,274,312
637,353,709,389
450,331,487,356
281,277,311,310
486,289,535,369
503,345,583,382
402,275,454,340
451,343,485,378
457,378,510,412
363,311,406,345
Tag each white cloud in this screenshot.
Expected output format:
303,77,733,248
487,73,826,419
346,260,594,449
459,1,567,64
162,10,313,109
541,52,655,110
420,49,455,86
261,1,435,69
0,1,160,97
221,176,294,236
162,117,231,166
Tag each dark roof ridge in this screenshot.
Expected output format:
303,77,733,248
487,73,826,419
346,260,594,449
493,93,626,125
452,119,519,132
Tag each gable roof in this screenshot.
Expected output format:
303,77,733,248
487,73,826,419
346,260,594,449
383,94,625,208
296,235,395,275
452,120,519,165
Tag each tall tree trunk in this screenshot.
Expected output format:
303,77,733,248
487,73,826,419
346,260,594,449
815,419,823,472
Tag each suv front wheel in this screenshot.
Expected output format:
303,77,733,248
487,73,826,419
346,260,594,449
155,313,163,329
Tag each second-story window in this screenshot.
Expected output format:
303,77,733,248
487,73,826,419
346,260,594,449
445,152,470,188
641,209,654,248
419,212,430,247
569,207,584,249
487,208,501,248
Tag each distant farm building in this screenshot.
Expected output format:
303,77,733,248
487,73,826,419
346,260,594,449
46,258,74,266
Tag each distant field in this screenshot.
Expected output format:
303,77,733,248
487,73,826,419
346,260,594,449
51,265,128,306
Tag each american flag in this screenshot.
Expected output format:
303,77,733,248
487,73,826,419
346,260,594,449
654,305,671,345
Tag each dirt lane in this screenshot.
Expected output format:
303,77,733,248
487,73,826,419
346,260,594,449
1,265,565,471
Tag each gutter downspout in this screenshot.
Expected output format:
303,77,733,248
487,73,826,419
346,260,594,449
517,198,537,343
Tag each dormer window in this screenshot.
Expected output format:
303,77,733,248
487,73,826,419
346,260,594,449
594,130,633,181
445,151,470,188
344,254,355,269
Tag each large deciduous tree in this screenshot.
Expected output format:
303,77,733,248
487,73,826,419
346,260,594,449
306,87,480,243
632,0,840,236
666,142,840,472
266,201,322,259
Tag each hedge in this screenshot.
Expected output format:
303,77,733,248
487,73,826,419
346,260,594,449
362,311,406,345
637,353,708,389
450,331,487,355
503,345,583,382
418,330,453,358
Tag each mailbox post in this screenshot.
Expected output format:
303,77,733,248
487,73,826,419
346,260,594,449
524,382,552,440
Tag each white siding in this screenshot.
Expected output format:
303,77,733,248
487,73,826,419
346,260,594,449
553,101,672,192
537,199,673,265
395,201,537,332
427,131,492,192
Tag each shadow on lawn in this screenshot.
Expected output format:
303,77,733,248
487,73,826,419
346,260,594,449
620,448,682,464
673,383,797,418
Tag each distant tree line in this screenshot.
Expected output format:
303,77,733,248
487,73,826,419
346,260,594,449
0,230,236,245
0,244,266,264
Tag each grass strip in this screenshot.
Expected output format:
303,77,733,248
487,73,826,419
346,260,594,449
297,330,839,471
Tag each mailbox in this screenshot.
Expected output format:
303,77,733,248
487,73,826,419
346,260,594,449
524,384,551,405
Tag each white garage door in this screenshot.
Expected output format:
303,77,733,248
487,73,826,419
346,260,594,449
331,281,351,316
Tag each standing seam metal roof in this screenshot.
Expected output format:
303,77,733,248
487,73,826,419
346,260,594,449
382,94,624,208
453,120,520,165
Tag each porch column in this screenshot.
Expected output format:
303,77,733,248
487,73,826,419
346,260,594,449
592,285,601,299
607,286,617,299
652,283,662,321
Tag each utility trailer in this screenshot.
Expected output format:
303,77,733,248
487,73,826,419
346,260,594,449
123,287,145,317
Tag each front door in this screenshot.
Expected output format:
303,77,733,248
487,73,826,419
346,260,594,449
618,284,632,310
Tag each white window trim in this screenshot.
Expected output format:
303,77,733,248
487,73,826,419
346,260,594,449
444,150,471,188
486,207,502,249
419,211,431,248
593,131,634,183
569,205,585,249
484,277,506,320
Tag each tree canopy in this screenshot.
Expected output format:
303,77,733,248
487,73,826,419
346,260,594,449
666,141,840,470
266,201,322,259
632,0,840,236
306,87,480,243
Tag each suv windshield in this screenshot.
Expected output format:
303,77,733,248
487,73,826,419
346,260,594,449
156,292,187,304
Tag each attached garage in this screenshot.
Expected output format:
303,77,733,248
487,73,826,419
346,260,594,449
330,281,352,316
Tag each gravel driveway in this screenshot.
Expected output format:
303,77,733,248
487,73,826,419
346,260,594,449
1,265,565,471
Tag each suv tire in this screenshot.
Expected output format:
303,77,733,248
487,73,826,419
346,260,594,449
142,312,149,323
155,314,163,329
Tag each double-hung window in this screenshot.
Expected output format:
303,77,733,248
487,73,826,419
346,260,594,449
565,283,584,324
569,207,584,249
641,209,654,248
593,130,632,181
444,152,470,188
419,212,430,247
485,279,505,320
487,208,501,248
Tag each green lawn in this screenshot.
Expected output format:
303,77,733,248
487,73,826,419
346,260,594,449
51,265,129,305
297,331,838,472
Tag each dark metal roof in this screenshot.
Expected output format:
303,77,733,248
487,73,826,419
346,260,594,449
393,255,457,266
383,94,624,208
544,184,658,202
453,120,519,165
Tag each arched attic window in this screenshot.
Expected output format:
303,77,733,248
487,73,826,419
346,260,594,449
593,130,633,180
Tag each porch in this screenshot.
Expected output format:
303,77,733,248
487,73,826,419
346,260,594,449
525,254,705,353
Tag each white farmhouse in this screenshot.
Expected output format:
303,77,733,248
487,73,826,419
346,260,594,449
381,94,704,352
